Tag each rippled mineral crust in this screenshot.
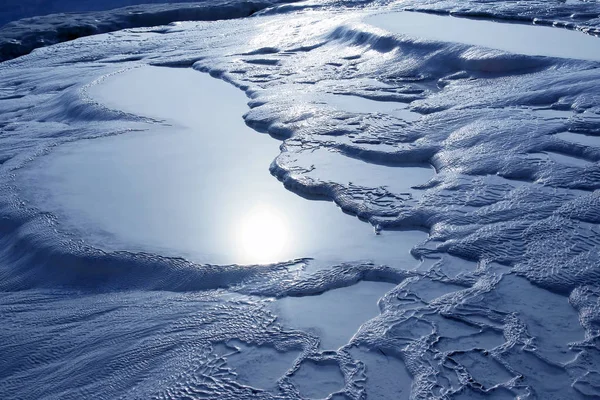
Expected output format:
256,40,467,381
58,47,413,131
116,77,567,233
1,0,600,399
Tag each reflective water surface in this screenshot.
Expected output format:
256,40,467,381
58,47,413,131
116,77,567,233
19,66,429,266
319,92,421,121
367,11,600,61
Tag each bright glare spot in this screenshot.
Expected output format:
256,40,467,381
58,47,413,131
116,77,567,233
237,205,289,264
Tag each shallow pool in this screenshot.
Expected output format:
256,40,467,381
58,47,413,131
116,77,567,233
367,11,600,61
18,66,430,266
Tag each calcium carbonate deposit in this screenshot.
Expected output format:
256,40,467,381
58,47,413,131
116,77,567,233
1,0,600,398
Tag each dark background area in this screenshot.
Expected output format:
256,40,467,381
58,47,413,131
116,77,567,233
0,0,206,27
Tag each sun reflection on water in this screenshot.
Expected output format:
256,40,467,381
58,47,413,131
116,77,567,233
236,205,290,264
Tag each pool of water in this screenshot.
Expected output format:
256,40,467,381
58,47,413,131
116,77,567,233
319,92,421,121
272,280,395,350
555,131,600,147
366,11,600,61
18,66,429,266
529,151,592,167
